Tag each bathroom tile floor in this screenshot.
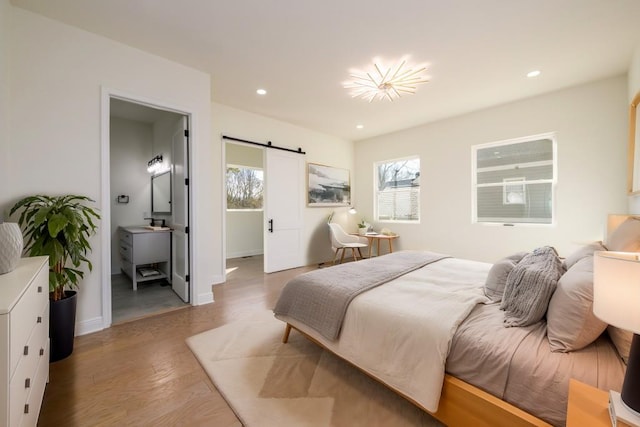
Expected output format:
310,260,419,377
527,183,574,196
111,273,188,324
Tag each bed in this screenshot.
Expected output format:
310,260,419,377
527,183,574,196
273,216,638,427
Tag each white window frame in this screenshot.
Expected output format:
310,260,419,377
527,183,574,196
471,132,557,226
226,163,264,212
374,155,421,223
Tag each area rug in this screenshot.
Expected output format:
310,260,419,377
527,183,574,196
186,311,442,427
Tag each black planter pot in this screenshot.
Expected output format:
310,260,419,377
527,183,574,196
49,290,77,362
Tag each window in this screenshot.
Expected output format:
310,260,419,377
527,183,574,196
226,165,264,210
472,133,556,225
375,156,420,222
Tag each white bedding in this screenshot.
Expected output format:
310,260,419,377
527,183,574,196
277,257,490,412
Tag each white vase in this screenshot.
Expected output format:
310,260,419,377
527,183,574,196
0,223,23,275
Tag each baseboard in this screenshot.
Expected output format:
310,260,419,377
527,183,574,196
226,249,264,259
76,316,104,336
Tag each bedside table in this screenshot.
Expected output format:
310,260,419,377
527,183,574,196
567,379,632,427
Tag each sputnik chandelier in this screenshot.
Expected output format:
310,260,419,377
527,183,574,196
344,58,429,102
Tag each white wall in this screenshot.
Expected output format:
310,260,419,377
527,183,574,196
354,76,628,263
226,211,264,258
6,7,215,335
627,44,640,213
152,114,182,224
212,102,354,267
0,0,11,211
109,117,153,274
226,142,263,168
629,45,640,101
152,115,181,176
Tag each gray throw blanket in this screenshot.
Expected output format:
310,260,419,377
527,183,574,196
500,246,565,327
273,251,450,340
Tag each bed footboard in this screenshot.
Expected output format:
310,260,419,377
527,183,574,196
282,323,551,427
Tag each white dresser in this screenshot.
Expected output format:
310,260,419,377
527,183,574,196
0,256,49,427
119,226,171,290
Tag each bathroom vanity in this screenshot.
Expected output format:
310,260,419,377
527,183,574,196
119,226,171,290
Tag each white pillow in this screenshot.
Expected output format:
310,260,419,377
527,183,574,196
484,252,527,302
608,326,633,364
547,256,607,352
563,241,606,270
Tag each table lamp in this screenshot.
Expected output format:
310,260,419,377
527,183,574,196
594,251,640,427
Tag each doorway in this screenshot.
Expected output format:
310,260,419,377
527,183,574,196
103,94,192,325
223,139,305,278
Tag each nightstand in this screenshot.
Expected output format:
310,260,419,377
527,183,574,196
567,379,632,427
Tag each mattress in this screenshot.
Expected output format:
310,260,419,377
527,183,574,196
447,302,626,426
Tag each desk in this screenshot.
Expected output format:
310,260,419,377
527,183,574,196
358,233,399,257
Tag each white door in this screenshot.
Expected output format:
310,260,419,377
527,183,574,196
264,149,305,273
171,116,189,302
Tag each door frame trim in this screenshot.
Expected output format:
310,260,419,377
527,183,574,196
100,86,194,329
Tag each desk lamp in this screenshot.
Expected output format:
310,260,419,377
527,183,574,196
594,251,640,427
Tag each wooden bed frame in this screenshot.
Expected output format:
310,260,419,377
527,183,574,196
282,323,552,427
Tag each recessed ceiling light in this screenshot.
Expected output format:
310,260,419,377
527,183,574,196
256,88,267,95
356,124,364,129
526,70,541,78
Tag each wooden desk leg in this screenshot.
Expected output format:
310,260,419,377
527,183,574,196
388,239,393,253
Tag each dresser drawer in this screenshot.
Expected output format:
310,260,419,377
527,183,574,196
119,229,133,246
9,266,48,375
119,241,132,263
9,302,48,427
20,338,49,427
121,258,134,277
132,232,170,264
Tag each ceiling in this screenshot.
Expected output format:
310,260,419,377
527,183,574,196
11,0,640,141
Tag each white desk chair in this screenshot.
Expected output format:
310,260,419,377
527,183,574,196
328,222,368,264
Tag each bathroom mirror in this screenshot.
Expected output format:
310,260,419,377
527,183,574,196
152,171,171,214
628,91,640,194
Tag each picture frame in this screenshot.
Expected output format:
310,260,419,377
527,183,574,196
307,163,351,207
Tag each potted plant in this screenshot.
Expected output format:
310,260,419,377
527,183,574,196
10,195,100,362
357,218,368,235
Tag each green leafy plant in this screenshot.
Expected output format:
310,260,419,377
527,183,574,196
357,218,367,229
10,195,100,301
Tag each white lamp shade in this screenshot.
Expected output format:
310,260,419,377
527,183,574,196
593,251,640,334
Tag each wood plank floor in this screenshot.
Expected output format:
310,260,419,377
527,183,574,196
38,256,316,426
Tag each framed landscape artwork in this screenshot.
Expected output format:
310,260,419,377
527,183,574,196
307,163,351,206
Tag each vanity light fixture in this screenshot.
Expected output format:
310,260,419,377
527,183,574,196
147,154,164,174
344,58,429,102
